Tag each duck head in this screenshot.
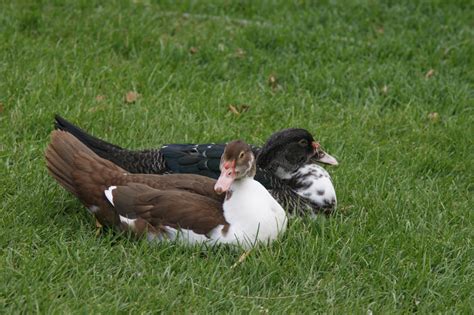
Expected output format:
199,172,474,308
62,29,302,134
256,128,338,179
214,140,256,194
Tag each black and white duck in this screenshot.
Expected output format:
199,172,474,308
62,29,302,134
54,115,338,216
46,131,287,248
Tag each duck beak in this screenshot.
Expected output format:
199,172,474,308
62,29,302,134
314,151,339,165
215,161,236,194
311,142,339,165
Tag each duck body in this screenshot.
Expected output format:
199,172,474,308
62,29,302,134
45,131,286,248
215,177,287,246
112,177,287,248
54,115,338,215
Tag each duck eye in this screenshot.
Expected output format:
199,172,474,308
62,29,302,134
298,139,308,146
239,151,245,159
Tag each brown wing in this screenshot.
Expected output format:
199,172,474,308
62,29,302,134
109,183,227,235
45,131,226,233
125,174,224,203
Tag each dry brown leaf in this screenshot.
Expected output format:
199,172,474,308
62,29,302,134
95,95,106,101
189,46,198,54
231,249,252,269
268,74,278,89
235,48,246,58
228,104,250,115
125,91,140,103
428,112,440,122
0,102,4,113
425,69,435,78
95,218,103,237
376,26,384,34
228,104,240,115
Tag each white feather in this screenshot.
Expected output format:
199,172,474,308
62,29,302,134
119,215,136,229
104,186,117,206
208,177,287,248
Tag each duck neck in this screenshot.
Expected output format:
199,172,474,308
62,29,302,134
230,176,254,191
224,177,253,201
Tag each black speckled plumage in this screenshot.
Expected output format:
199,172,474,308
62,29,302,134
54,115,337,216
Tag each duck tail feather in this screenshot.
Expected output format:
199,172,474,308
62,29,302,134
54,115,124,155
45,130,124,198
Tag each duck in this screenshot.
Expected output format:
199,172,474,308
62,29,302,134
45,130,287,248
54,115,338,216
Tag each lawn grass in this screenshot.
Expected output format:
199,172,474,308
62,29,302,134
1,0,473,313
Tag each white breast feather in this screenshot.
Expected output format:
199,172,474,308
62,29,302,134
211,178,287,248
292,164,337,208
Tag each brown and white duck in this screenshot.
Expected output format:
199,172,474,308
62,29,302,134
45,131,287,248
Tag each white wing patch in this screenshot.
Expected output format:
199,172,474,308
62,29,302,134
104,186,117,206
119,215,136,229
